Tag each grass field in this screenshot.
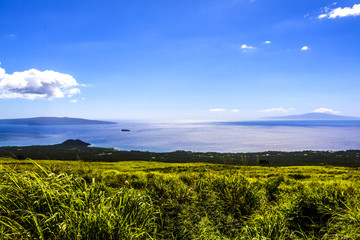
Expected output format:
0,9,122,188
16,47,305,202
1,158,360,239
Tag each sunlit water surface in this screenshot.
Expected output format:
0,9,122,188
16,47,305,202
1,121,360,152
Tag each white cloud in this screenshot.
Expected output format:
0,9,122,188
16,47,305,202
240,44,256,53
318,3,360,19
264,40,271,44
70,99,78,103
301,46,309,51
0,66,81,99
231,109,240,112
313,108,340,114
260,107,295,113
209,108,226,112
67,88,81,97
241,44,255,50
0,67,5,79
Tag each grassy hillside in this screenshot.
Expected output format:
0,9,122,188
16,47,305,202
1,158,360,239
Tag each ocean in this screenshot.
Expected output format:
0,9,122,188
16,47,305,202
1,120,360,152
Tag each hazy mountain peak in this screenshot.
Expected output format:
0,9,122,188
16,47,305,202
265,112,360,120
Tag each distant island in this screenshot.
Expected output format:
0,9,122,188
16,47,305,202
217,112,360,127
0,117,117,125
265,112,360,120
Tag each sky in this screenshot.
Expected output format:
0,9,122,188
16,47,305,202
0,0,360,121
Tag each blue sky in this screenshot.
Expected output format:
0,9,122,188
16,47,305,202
0,0,360,121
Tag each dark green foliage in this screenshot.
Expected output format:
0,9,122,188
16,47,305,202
284,183,357,239
265,176,285,201
212,175,260,217
288,173,310,180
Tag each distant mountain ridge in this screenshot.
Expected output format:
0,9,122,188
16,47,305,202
0,117,117,125
265,112,360,120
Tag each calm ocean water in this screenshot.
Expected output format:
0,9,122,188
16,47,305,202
1,121,360,152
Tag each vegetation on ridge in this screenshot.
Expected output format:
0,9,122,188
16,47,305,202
1,143,360,166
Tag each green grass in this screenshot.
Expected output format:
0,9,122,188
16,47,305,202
1,158,360,239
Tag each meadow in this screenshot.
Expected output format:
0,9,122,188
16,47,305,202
1,158,360,239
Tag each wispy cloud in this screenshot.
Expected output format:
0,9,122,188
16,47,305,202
263,40,271,44
301,46,309,51
318,3,360,19
209,108,226,112
313,108,340,114
70,99,78,103
0,65,81,100
209,108,240,113
67,88,81,97
241,44,255,49
241,44,255,52
260,107,295,113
